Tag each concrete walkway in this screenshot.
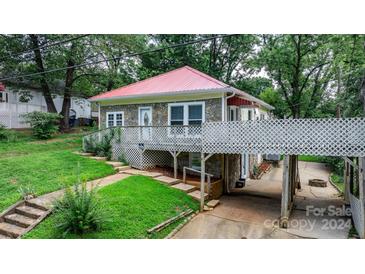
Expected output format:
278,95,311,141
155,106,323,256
34,173,131,208
173,161,349,239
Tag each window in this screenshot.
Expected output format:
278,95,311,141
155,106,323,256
0,92,8,103
228,106,239,121
188,105,203,125
106,111,124,128
248,110,252,120
170,105,184,125
168,102,204,126
189,152,201,170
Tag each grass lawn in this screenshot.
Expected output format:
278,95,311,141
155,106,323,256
24,175,199,239
298,155,326,163
0,131,115,213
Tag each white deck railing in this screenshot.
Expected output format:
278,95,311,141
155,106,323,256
83,125,202,153
83,117,365,158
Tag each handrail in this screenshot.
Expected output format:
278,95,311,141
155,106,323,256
183,166,213,197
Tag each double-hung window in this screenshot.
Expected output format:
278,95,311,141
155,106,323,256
168,102,204,136
106,111,124,128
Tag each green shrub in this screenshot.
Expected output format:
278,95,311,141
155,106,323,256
0,124,17,142
17,184,36,200
22,111,61,139
83,135,97,154
84,128,121,160
118,153,128,165
53,183,104,237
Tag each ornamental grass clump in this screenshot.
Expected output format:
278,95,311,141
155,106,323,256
53,182,104,237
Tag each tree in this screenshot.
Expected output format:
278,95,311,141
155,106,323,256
29,34,58,113
260,34,333,118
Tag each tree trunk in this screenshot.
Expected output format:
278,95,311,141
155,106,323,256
29,35,57,113
59,44,76,131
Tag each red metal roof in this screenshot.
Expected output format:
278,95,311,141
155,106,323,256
90,66,229,101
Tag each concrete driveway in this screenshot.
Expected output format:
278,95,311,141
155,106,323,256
173,161,349,239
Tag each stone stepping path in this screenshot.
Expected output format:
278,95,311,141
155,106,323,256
171,183,197,193
89,156,108,161
188,190,208,201
121,169,162,178
154,175,181,185
115,166,131,172
105,161,123,167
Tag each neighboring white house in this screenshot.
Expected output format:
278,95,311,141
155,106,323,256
0,84,92,128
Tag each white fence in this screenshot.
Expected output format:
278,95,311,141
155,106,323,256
0,103,47,128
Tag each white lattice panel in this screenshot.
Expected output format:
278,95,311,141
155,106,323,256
202,118,365,157
348,192,364,237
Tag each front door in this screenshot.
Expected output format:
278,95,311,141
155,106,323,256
139,107,152,140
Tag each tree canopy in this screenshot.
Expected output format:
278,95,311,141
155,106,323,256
0,34,364,128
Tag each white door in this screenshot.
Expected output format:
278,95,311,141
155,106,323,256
139,107,152,140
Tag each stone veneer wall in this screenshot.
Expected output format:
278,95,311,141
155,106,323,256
227,154,241,189
99,98,222,129
101,97,223,175
177,153,222,178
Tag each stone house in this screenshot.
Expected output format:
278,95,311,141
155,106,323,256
89,66,274,194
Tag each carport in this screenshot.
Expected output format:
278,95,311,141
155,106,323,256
199,118,365,237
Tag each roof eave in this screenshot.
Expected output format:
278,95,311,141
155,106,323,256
89,88,231,102
230,87,275,110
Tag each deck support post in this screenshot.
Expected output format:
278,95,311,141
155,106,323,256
200,152,206,211
344,158,350,204
169,151,181,179
280,155,290,228
358,157,365,238
200,153,214,212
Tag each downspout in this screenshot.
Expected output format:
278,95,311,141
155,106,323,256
98,103,101,130
224,89,236,194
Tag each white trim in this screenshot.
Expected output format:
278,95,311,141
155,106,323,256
167,101,205,126
138,106,152,126
106,111,124,128
98,103,101,130
221,95,225,122
228,105,239,121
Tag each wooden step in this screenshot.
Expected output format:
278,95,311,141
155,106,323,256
26,198,50,211
207,199,220,208
73,152,93,156
106,161,123,167
0,222,27,238
90,156,107,161
115,165,131,171
188,190,208,201
4,213,34,228
155,176,181,185
171,183,197,193
15,206,46,219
